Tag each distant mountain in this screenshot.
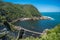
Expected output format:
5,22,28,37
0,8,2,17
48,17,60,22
0,2,41,22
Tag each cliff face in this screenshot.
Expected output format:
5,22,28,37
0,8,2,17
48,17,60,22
0,2,41,21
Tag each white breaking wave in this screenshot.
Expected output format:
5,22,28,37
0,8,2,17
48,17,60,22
43,16,55,20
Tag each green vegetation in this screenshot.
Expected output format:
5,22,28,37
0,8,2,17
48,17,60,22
0,1,41,22
1,24,59,40
0,15,6,22
39,24,60,40
0,1,60,40
2,24,59,40
20,24,60,40
0,24,60,40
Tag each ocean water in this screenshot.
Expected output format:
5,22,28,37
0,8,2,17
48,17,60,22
42,12,60,22
14,12,60,32
13,12,60,37
0,12,60,37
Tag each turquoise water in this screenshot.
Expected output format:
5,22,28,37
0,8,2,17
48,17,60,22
14,12,60,32
12,12,60,37
0,12,60,37
42,12,60,21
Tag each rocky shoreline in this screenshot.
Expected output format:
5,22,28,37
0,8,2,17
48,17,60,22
18,16,54,21
11,16,54,23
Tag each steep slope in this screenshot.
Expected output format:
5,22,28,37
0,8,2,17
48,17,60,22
0,2,41,21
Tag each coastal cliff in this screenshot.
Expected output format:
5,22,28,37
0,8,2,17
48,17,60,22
0,2,41,22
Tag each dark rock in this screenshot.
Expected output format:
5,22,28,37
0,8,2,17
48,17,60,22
3,21,11,31
18,29,24,39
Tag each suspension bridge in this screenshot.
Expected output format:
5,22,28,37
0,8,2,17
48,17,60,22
14,25,42,35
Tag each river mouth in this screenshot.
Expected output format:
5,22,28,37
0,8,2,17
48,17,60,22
12,19,58,37
13,20,57,31
12,12,60,37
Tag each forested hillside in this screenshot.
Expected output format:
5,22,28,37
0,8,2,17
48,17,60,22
0,1,41,22
0,1,60,40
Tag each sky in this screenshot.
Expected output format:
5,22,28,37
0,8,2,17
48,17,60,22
3,0,60,12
